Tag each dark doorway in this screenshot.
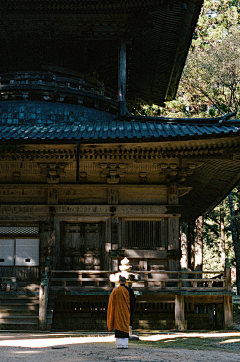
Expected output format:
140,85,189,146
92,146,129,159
59,222,105,270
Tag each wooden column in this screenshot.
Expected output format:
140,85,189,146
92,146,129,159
110,217,119,272
168,184,180,271
195,216,203,275
53,216,60,270
180,222,188,270
224,295,233,329
225,258,231,291
118,41,127,116
175,295,185,330
220,211,225,269
188,222,195,270
224,257,233,329
39,284,47,331
181,222,188,287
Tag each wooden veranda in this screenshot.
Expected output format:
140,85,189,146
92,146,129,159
37,263,233,331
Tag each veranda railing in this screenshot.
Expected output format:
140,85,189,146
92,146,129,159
50,268,231,291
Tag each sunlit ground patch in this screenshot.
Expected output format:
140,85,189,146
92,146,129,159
0,335,115,348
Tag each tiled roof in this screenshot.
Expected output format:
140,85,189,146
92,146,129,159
0,101,240,143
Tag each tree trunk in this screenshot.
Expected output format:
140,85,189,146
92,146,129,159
220,209,225,270
228,192,240,295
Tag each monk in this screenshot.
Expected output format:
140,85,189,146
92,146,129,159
107,275,135,348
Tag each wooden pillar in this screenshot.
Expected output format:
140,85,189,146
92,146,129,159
220,211,225,270
215,303,224,329
195,216,203,275
225,258,231,291
188,222,195,270
208,305,215,328
224,295,233,329
175,295,185,330
167,184,180,271
39,284,47,331
180,222,188,270
53,216,60,270
110,217,119,272
181,222,188,287
118,41,127,116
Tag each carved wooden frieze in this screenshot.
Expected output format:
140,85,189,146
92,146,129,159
0,161,39,171
78,162,159,172
56,205,110,214
115,205,169,216
0,204,180,221
0,148,75,161
55,204,174,218
0,187,45,197
0,205,50,221
0,205,49,214
127,163,159,172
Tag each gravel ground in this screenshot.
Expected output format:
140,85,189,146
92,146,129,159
1,332,240,362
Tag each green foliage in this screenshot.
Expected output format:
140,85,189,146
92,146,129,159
176,0,240,118
203,199,235,271
130,1,240,274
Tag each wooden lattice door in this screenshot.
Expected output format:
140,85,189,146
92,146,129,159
60,222,105,270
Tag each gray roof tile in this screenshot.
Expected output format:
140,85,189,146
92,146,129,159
0,101,240,143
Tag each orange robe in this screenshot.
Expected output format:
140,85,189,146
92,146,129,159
107,285,130,334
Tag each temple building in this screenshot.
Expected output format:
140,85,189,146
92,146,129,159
0,0,238,331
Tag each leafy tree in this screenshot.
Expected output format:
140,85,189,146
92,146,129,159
203,200,234,270
180,27,240,117
130,1,240,294
175,0,240,117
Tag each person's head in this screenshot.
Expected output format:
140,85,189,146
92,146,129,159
119,275,126,284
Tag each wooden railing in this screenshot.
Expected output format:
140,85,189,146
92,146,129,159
51,270,111,288
50,269,231,291
135,270,227,289
0,71,118,104
0,266,41,283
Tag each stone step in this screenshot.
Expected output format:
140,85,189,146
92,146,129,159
0,290,55,331
0,300,39,313
0,315,39,324
0,300,39,305
0,291,40,331
0,307,38,315
0,322,39,331
0,294,39,300
17,284,40,292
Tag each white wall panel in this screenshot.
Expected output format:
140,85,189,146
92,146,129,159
0,239,15,266
15,238,39,266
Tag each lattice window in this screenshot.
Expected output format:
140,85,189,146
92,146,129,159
0,226,39,236
123,220,166,248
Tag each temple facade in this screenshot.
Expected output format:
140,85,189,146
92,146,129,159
0,0,237,331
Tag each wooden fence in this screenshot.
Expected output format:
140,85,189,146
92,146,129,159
0,266,41,282
50,269,231,291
